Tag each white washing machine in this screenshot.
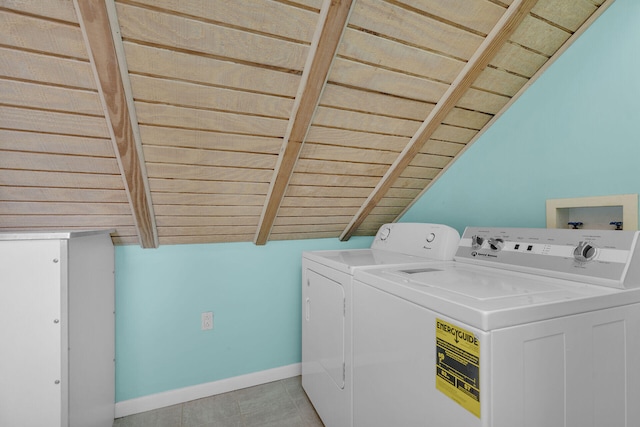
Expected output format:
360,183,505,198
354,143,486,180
302,223,460,427
352,227,640,427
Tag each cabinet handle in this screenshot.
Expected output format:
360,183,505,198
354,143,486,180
305,298,310,321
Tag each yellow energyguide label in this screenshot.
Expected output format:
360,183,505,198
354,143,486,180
435,318,481,418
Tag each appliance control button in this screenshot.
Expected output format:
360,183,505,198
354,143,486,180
488,238,505,252
471,235,484,249
574,241,597,262
426,233,436,243
379,226,391,241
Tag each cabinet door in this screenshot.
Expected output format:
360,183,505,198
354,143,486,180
0,240,64,427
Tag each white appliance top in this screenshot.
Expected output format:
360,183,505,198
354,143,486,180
353,227,640,330
303,223,460,274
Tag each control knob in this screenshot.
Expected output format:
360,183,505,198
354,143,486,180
488,238,505,252
378,226,391,241
471,235,484,249
574,241,597,262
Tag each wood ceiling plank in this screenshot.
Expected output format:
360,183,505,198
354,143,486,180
399,0,506,35
489,42,547,77
0,187,128,203
410,154,451,169
0,105,110,137
340,0,540,241
281,197,364,208
135,103,288,137
401,167,440,179
0,10,88,59
1,0,79,23
0,130,114,157
320,84,434,121
270,223,345,234
149,179,269,196
457,88,511,115
152,205,263,217
0,79,103,116
273,215,354,226
155,216,259,227
329,58,449,103
0,170,124,189
533,0,597,32
74,0,158,248
305,127,408,151
294,159,389,176
0,201,132,215
418,140,466,157
0,215,134,228
151,193,265,207
472,66,529,97
122,42,300,97
286,185,372,198
385,187,423,199
0,47,96,89
129,74,293,119
444,108,493,130
159,235,256,245
350,0,484,59
157,226,258,237
142,146,277,170
269,231,341,241
128,0,319,42
146,163,273,183
254,0,354,245
277,206,360,217
139,126,282,154
289,173,382,188
0,151,120,174
431,125,478,144
313,106,420,137
300,143,397,164
115,2,309,71
338,27,464,83
511,15,571,56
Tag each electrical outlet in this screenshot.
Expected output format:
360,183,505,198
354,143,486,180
201,311,213,330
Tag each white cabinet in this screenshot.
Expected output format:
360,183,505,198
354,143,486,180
0,230,115,427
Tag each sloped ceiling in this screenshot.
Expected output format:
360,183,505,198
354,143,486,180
0,0,611,247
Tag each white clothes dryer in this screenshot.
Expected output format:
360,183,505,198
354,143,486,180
352,227,640,427
302,223,460,427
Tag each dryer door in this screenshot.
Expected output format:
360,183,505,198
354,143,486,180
303,269,346,389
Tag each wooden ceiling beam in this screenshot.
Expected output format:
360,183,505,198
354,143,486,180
74,0,158,248
339,0,540,241
253,0,354,245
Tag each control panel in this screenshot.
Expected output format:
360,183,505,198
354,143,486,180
456,227,640,289
371,223,460,261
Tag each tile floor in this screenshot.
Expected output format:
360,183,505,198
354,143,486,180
112,376,324,427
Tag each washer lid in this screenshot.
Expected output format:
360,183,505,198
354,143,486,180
355,263,639,331
303,248,433,274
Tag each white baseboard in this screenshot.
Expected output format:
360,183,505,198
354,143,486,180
115,363,302,418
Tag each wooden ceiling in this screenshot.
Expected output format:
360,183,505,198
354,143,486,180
0,0,611,247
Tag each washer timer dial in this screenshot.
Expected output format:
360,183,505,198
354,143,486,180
573,241,598,262
378,226,391,241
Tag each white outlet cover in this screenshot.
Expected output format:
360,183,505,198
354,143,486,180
201,312,213,330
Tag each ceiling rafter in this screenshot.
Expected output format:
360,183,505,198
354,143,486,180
74,0,158,248
253,0,354,245
339,0,540,241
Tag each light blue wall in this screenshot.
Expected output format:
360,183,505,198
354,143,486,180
115,236,372,402
402,0,640,233
116,0,639,403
